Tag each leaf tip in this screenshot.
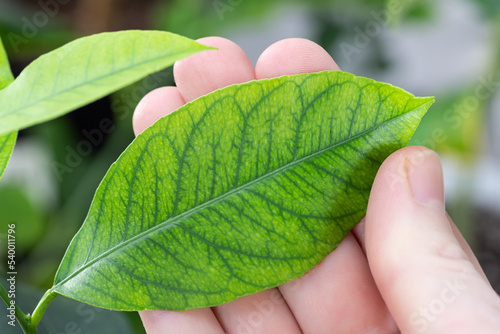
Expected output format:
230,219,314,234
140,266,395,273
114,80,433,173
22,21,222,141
198,44,218,52
420,95,436,110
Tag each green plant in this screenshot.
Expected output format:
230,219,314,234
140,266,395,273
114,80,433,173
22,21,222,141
0,30,433,333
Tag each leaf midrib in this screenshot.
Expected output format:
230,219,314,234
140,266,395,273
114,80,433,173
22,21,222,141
53,101,427,291
0,50,195,121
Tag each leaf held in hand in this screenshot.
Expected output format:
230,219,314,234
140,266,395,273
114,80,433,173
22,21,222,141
0,30,214,136
53,71,434,311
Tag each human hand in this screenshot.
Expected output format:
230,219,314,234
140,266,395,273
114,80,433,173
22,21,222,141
133,37,500,333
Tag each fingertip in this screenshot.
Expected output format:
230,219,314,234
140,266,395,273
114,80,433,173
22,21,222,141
173,37,255,102
255,38,340,79
366,146,433,228
132,86,185,136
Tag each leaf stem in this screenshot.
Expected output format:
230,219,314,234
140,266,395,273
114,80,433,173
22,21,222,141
0,281,34,333
30,289,58,328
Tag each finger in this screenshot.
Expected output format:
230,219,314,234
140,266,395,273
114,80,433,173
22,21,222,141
255,38,394,332
255,38,340,79
140,309,224,334
280,233,398,333
347,171,486,273
366,146,500,333
174,37,256,102
213,289,301,334
132,86,185,135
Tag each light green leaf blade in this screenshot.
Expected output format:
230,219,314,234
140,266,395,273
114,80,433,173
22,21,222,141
53,71,434,311
0,36,17,180
0,30,214,136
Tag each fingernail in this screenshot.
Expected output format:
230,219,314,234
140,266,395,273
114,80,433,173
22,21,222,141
408,149,445,211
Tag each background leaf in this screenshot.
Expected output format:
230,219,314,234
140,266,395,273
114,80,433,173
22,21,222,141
0,30,213,136
0,37,13,90
0,132,16,180
52,71,433,311
0,185,45,254
0,36,16,180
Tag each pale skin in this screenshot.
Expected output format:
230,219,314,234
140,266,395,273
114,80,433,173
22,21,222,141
133,37,500,333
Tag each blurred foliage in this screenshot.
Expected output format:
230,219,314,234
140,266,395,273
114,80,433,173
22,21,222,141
0,1,74,58
409,88,486,162
0,0,499,332
385,0,435,25
474,0,500,18
153,0,388,39
0,186,45,256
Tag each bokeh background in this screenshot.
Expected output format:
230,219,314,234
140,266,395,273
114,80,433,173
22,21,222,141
0,0,499,333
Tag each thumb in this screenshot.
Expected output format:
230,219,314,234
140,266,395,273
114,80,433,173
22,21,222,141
365,146,500,333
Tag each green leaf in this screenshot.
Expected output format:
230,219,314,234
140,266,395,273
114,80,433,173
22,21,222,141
53,71,433,311
0,37,16,180
0,185,45,253
0,30,214,136
0,132,16,180
0,37,14,90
